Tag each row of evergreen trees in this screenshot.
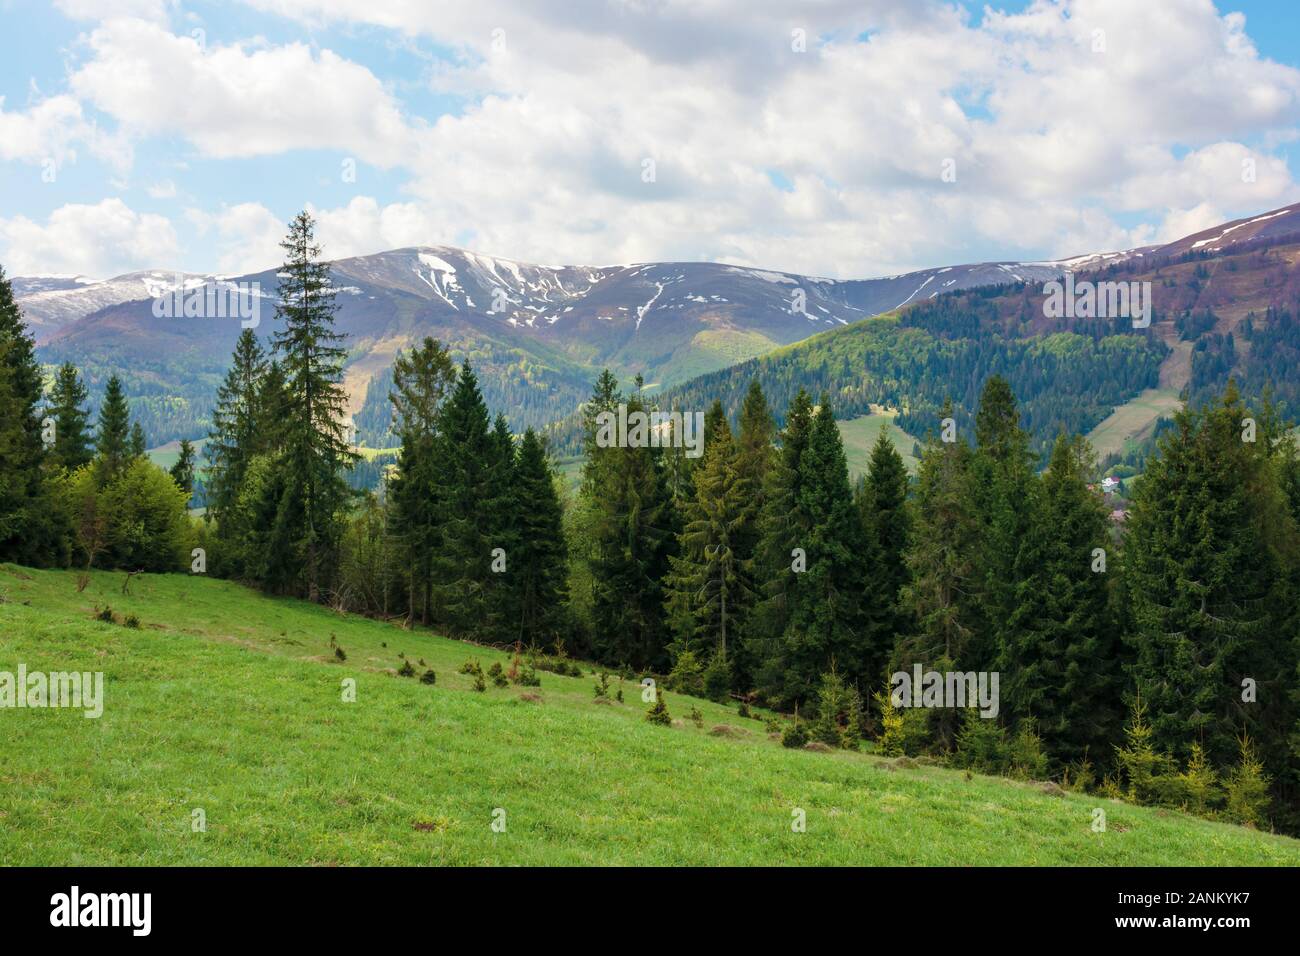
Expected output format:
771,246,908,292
201,213,569,648
566,367,1300,831
1,264,199,572
568,371,908,703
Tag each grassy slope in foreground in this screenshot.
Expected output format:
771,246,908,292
1,565,1296,866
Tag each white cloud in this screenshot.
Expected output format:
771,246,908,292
0,95,84,165
218,0,1300,274
11,0,1300,275
69,19,419,167
0,199,178,276
184,202,286,275
1153,201,1227,244
53,0,174,22
0,94,133,173
305,196,443,260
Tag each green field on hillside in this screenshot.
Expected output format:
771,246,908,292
2,564,1295,866
837,412,921,478
1085,387,1183,461
147,437,209,473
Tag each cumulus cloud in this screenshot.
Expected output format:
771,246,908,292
183,202,287,275
0,199,177,277
221,0,1300,273
305,196,445,260
69,19,418,167
23,0,1300,275
53,0,173,22
0,94,132,173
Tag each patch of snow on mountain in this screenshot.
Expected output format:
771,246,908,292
727,267,796,284
893,274,935,309
417,253,457,273
635,282,668,328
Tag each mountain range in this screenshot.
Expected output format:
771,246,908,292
15,200,1300,448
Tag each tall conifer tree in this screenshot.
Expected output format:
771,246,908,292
270,211,357,600
512,428,569,647
95,376,132,485
664,405,749,669
0,266,49,562
782,398,884,702
388,336,456,625
206,329,269,529
46,362,93,472
1124,383,1289,770
971,376,1034,671
483,412,520,643
1001,433,1121,767
748,388,815,699
170,438,197,500
857,426,912,669
730,379,776,689
129,422,147,459
433,361,494,635
580,381,675,669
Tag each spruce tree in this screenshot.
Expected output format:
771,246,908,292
971,376,1034,672
388,336,456,625
432,361,495,636
858,425,912,669
1000,433,1121,768
206,329,268,527
269,211,358,600
569,369,622,656
170,438,197,500
1124,382,1289,771
95,375,132,485
809,667,855,748
581,383,675,670
900,405,980,666
0,266,49,563
660,405,697,512
512,428,569,647
129,422,147,459
46,362,93,472
896,400,981,748
747,388,815,700
0,342,28,555
663,405,749,675
482,412,520,643
256,359,289,454
730,379,776,690
782,398,884,703
703,400,728,453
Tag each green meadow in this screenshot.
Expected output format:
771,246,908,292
1,564,1296,866
837,412,922,478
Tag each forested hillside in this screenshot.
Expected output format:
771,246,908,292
541,224,1300,468
546,301,1165,462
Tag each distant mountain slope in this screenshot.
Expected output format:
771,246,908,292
19,245,1087,444
17,201,1300,447
544,202,1300,463
16,271,210,339
1157,201,1300,257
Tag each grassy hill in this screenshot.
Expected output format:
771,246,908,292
837,411,922,479
2,564,1297,866
146,437,209,473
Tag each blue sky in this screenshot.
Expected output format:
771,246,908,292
2,0,1299,279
